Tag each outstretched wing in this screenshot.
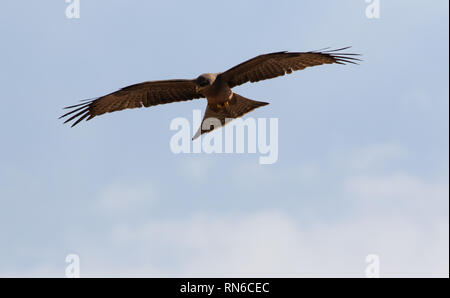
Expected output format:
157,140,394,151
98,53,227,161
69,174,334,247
60,79,203,127
219,47,361,88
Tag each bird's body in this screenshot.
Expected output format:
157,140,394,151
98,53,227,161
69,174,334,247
61,48,360,139
195,73,232,104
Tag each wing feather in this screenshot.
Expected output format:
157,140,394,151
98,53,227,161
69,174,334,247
60,79,202,127
219,47,361,88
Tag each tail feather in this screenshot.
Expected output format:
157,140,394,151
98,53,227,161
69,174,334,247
193,93,268,140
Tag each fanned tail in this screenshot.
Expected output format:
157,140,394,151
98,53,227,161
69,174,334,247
193,93,268,140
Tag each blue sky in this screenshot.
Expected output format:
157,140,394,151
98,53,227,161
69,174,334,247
0,0,448,277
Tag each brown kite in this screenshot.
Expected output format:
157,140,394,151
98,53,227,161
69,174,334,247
60,47,360,139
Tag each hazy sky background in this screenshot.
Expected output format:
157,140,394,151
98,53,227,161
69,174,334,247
0,0,448,277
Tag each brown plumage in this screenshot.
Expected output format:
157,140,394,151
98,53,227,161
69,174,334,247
60,80,202,127
220,48,359,88
60,47,360,137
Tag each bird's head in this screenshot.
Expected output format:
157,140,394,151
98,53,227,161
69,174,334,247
195,73,216,91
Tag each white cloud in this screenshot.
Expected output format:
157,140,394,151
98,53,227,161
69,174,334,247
81,155,448,277
345,173,449,218
6,169,447,277
79,207,448,277
6,144,446,278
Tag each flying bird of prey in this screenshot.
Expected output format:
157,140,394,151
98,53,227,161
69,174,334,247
61,47,360,139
